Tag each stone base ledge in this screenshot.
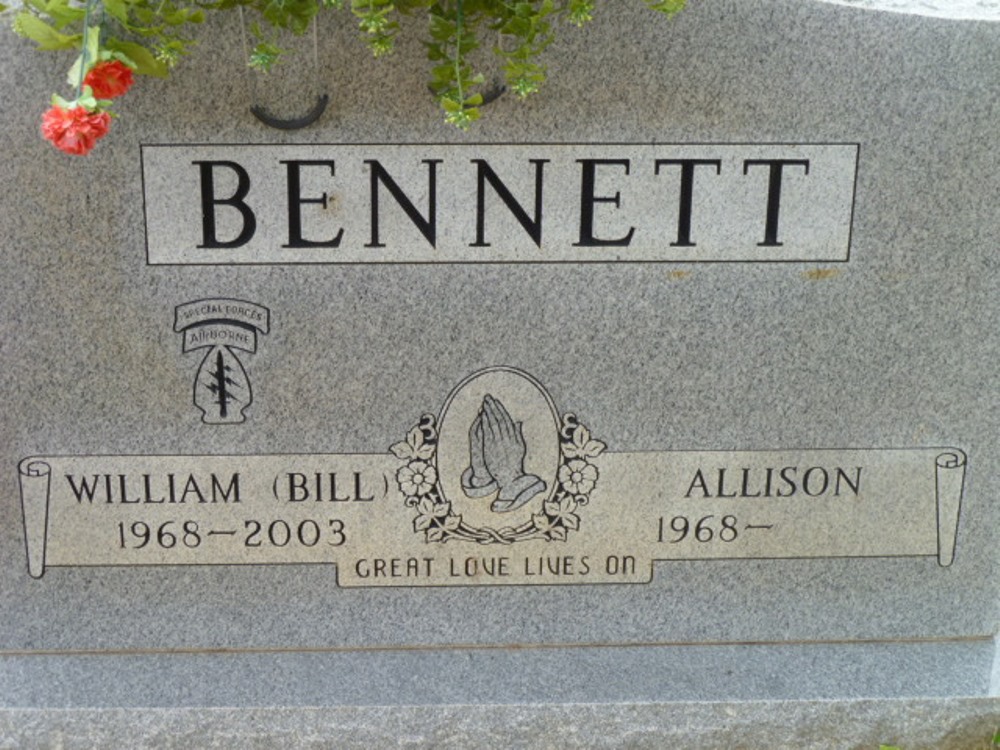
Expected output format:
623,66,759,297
1,699,998,749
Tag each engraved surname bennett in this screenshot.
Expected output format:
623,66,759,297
194,156,808,249
143,144,858,264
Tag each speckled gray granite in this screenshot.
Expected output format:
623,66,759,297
1,640,996,707
1,700,999,749
817,0,1000,20
0,0,998,736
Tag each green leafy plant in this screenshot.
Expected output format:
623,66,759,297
880,728,1000,750
6,0,686,154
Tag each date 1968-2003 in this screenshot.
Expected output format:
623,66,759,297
117,518,348,550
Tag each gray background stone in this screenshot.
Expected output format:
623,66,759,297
1,0,998,737
0,641,996,706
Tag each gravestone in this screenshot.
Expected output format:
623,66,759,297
1,0,999,746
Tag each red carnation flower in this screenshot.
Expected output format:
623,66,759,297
83,60,134,99
41,105,112,156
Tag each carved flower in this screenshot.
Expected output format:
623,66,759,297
397,460,437,497
558,459,598,495
40,105,111,156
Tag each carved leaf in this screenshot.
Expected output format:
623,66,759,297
390,440,413,460
427,525,446,543
563,423,606,459
414,514,433,532
407,426,424,451
561,442,581,459
409,426,436,460
532,513,550,531
391,425,435,460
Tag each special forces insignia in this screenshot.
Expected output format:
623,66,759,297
391,367,606,544
174,298,270,424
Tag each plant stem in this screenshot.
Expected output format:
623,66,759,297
76,0,95,97
453,0,464,104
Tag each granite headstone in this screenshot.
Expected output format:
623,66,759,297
1,0,998,746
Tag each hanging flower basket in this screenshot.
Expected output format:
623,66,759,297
5,0,687,155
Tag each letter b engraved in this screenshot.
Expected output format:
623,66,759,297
194,161,257,249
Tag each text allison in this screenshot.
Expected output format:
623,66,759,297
684,465,862,499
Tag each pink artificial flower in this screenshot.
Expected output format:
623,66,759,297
83,60,134,99
41,105,111,156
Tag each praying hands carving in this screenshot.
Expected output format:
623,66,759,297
461,395,547,512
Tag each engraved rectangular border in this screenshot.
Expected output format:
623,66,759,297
19,444,962,587
140,142,861,267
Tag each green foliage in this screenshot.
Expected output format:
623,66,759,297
13,0,202,72
880,729,1000,750
6,0,687,129
13,12,81,49
418,0,685,127
351,0,401,56
247,22,285,72
644,0,685,14
105,39,170,76
426,1,485,129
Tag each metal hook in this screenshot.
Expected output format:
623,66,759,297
250,94,330,130
428,81,506,107
480,82,507,106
